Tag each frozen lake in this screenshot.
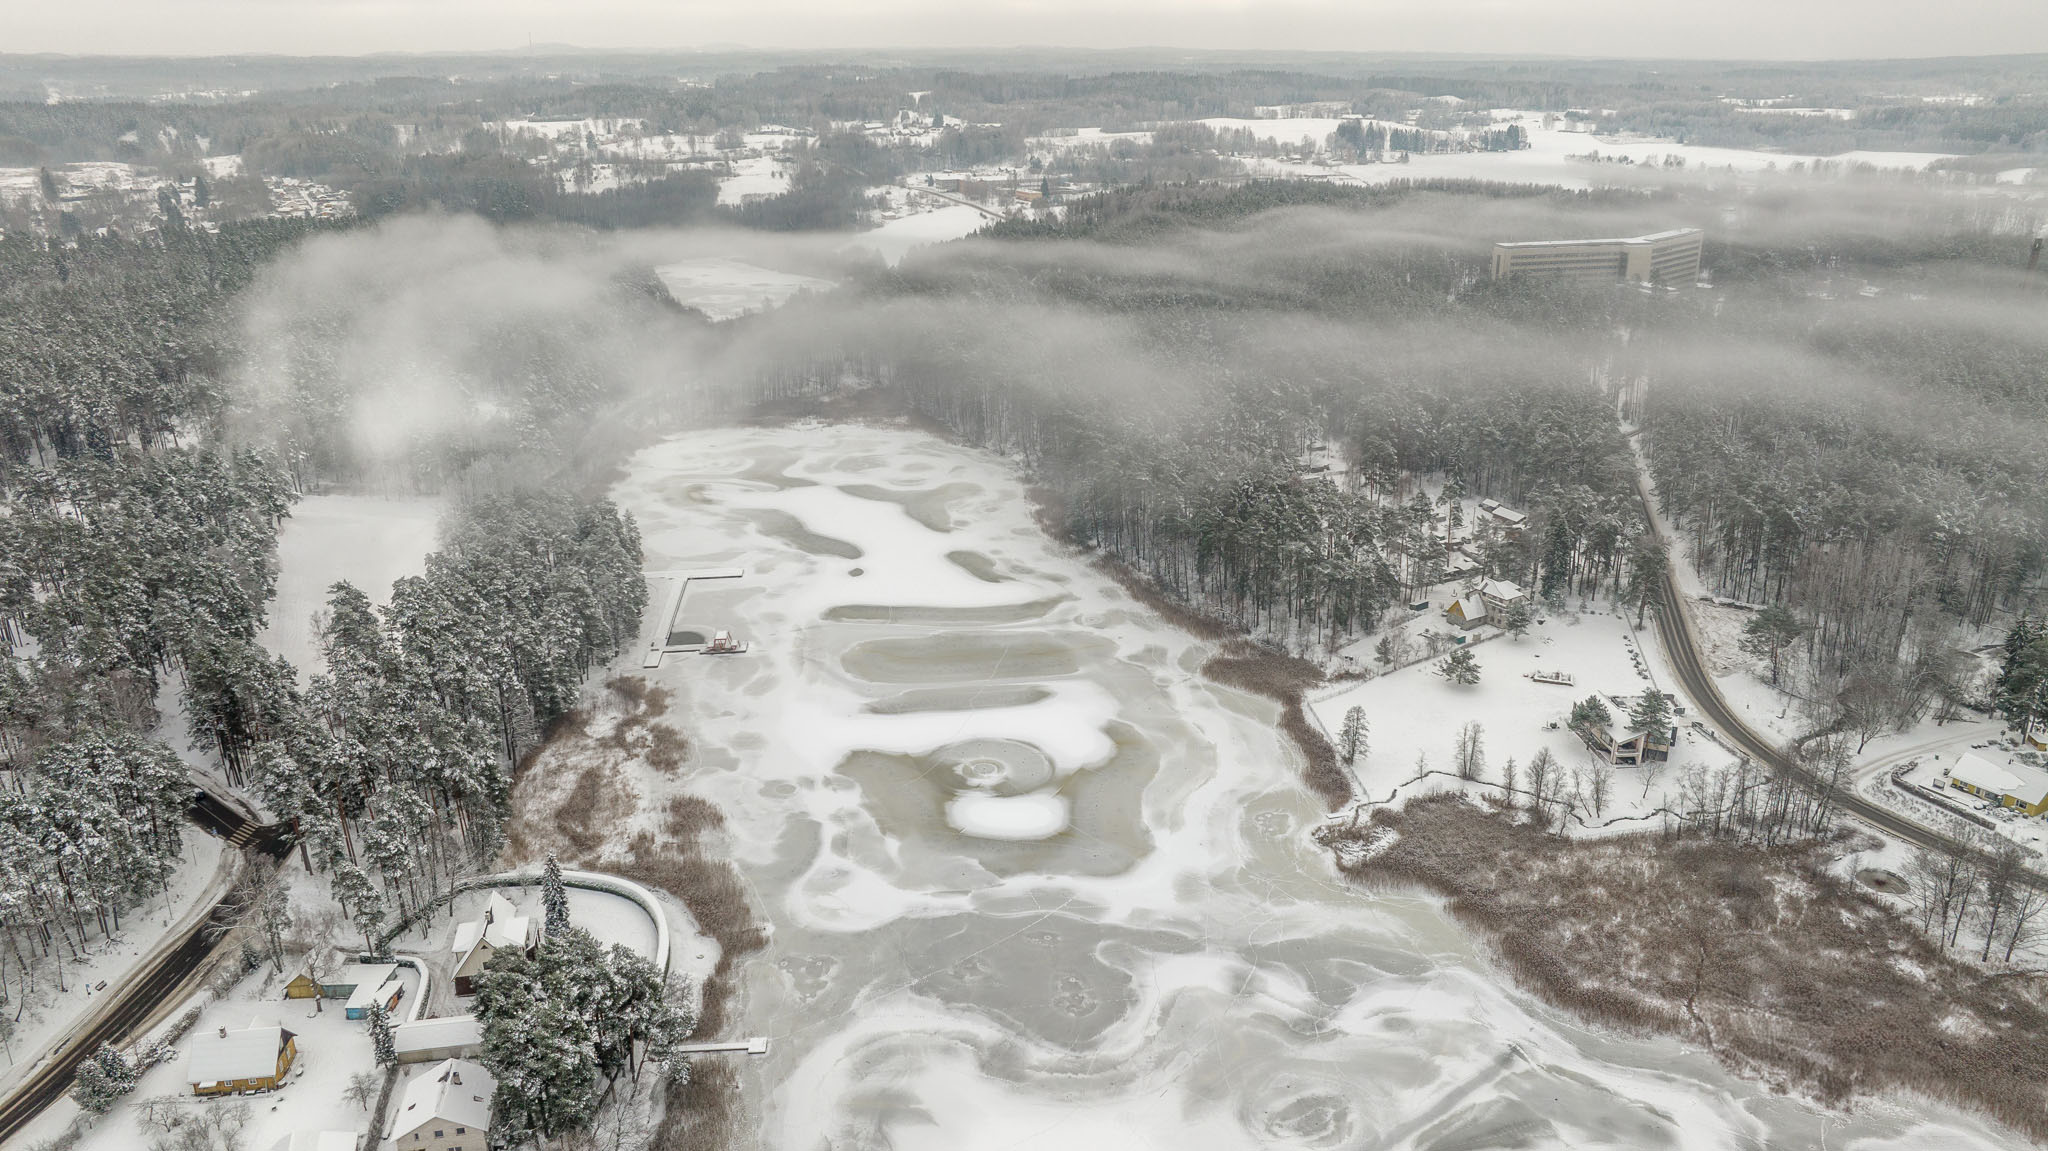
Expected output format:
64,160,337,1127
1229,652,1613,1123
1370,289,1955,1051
611,424,2029,1150
654,256,838,322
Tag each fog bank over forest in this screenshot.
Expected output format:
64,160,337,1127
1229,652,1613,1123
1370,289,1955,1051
218,173,2048,740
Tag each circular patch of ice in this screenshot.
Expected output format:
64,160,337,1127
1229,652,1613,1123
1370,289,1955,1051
947,792,1070,840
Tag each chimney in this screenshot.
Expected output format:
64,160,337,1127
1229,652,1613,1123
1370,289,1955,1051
451,1072,462,1085
217,1027,227,1038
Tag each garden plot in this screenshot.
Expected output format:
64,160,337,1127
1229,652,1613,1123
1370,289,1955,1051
596,423,2024,1151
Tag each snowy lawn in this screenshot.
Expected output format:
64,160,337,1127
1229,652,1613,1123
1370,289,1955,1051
16,965,379,1151
1311,602,1734,830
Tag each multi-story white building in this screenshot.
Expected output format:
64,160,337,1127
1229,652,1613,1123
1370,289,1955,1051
1491,228,1704,284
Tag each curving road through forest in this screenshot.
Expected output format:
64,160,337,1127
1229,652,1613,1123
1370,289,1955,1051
1630,446,2048,889
0,792,289,1145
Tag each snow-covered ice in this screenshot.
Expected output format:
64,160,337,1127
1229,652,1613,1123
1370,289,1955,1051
652,257,837,321
600,423,2031,1150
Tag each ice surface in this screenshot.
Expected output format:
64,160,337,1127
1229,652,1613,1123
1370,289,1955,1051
603,424,2033,1150
652,256,837,321
845,204,988,265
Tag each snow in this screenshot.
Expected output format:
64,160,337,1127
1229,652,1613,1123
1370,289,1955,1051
652,257,836,321
1223,111,1958,192
597,423,2026,1150
17,965,380,1151
844,203,987,265
718,154,793,205
1310,602,1731,826
946,791,1070,839
0,833,230,1096
260,494,442,678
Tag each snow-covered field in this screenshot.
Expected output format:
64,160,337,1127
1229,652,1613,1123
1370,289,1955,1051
603,423,2028,1150
653,257,837,321
1217,112,1956,191
846,203,987,265
1310,602,1735,827
259,494,442,678
0,834,230,1096
717,154,791,205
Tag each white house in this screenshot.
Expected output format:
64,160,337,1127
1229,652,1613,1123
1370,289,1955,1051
1479,579,1529,616
390,1058,495,1151
451,893,535,996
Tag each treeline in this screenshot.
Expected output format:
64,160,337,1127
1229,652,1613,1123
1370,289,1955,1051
2,218,650,1027
252,491,646,941
748,181,1656,653
0,731,193,1014
1639,222,2048,733
0,223,331,1032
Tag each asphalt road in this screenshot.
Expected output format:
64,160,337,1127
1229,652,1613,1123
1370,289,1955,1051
1632,461,2048,885
0,793,288,1145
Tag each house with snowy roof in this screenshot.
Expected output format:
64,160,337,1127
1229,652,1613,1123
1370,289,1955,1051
346,973,404,1020
1479,579,1529,616
188,1019,297,1096
451,893,535,996
323,962,396,1001
1477,499,1528,533
392,1015,484,1064
1949,752,2048,817
1446,593,1488,630
390,1058,495,1151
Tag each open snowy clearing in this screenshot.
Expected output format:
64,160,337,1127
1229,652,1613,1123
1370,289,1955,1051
653,257,837,321
599,422,2030,1150
845,204,988,265
259,493,442,678
1311,603,1737,828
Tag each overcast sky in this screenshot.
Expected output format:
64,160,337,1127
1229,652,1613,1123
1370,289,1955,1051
10,0,2047,59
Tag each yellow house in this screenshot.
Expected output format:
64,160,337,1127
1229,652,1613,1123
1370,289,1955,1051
1445,594,1487,630
188,1021,297,1096
283,973,321,1000
1949,752,2048,817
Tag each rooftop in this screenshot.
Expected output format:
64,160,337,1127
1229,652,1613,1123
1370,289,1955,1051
393,1058,495,1142
1951,751,2048,807
392,1015,484,1054
188,1020,292,1085
1494,227,1702,251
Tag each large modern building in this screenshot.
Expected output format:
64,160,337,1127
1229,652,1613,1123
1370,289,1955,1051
1491,228,1704,284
